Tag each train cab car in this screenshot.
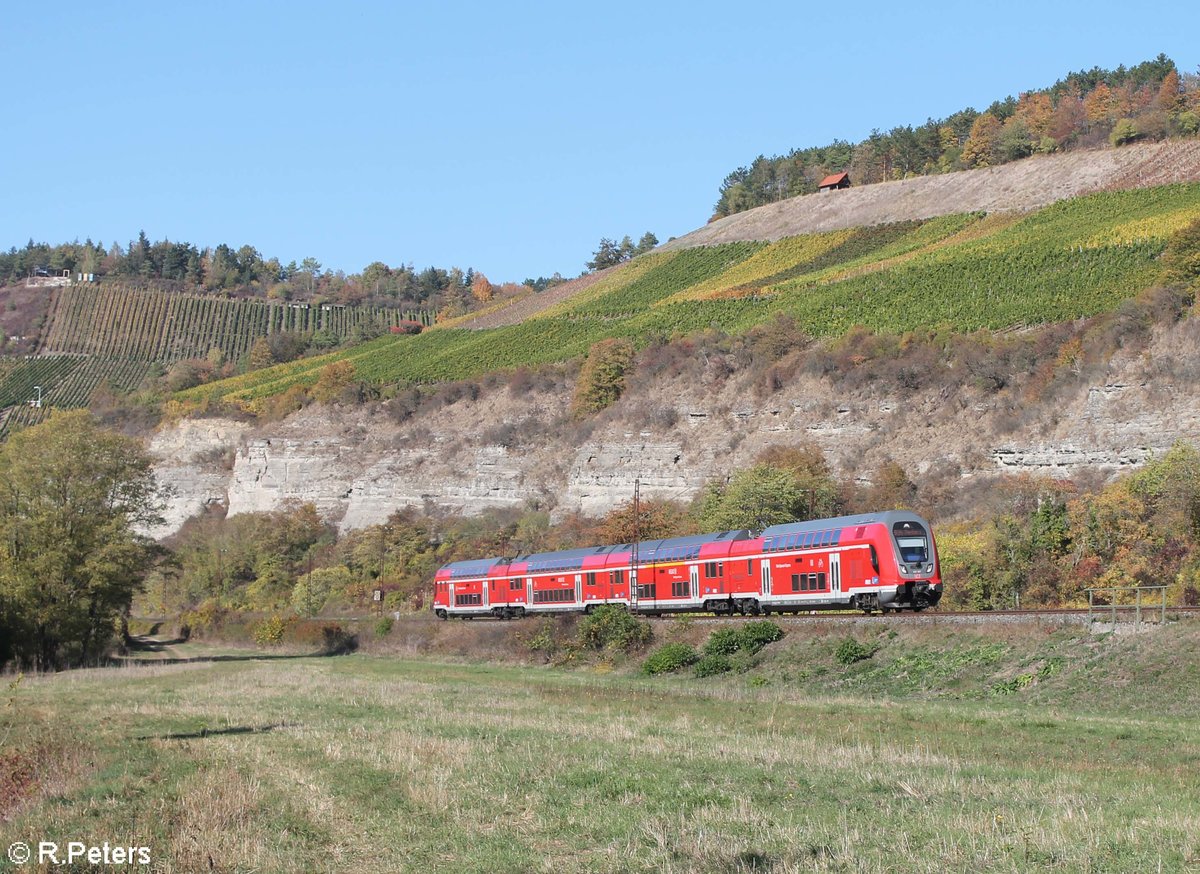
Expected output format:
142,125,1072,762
759,511,941,613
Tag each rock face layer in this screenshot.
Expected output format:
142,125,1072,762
148,319,1200,536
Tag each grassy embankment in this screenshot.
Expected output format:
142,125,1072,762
2,618,1198,872
173,182,1200,411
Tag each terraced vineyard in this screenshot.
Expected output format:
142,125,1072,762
0,356,155,437
0,283,436,435
179,181,1200,411
41,284,431,362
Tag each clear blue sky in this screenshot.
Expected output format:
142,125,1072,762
2,2,1196,282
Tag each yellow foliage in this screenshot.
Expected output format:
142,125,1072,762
1081,208,1200,249
533,253,670,320
312,360,356,403
659,230,855,303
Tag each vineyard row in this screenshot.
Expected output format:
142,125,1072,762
40,284,433,363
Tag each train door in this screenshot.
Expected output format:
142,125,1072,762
630,567,639,609
526,577,533,607
689,565,699,601
482,578,490,609
760,560,771,597
575,574,582,604
448,582,455,609
830,554,842,597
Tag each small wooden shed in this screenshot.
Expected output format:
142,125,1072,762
818,172,851,192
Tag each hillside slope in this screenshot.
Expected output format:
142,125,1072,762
663,140,1200,250
420,142,1200,331
174,180,1200,411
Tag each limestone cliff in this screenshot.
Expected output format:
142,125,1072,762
148,317,1200,536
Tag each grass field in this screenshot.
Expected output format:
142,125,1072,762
2,620,1199,873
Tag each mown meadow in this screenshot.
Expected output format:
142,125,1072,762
3,618,1198,873
175,182,1200,411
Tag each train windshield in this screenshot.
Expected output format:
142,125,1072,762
892,521,929,564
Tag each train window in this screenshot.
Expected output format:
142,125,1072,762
610,570,623,586
747,559,753,576
586,572,597,586
869,545,880,573
532,588,576,603
671,580,688,597
510,578,521,591
817,572,827,589
791,574,801,592
892,521,930,563
455,593,482,606
637,581,654,599
801,532,813,548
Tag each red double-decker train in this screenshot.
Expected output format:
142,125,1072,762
432,510,941,619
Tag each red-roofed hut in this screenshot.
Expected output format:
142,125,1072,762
818,172,850,192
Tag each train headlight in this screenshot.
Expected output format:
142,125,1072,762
925,564,934,574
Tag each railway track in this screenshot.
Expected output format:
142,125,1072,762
673,605,1200,624
335,605,1198,625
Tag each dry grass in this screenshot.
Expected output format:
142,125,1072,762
661,141,1200,252
1,639,1198,872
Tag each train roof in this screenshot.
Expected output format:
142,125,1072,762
636,529,750,563
439,556,508,580
514,544,616,574
760,510,929,538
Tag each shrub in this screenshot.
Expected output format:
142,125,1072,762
577,605,651,652
694,653,733,678
642,643,699,675
253,614,287,647
740,620,784,651
835,637,877,665
311,360,356,404
1109,118,1140,147
525,618,557,654
374,617,394,637
703,628,744,656
321,624,357,655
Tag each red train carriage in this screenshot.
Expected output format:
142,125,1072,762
431,510,941,619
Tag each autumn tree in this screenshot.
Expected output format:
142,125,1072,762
571,338,635,417
470,273,495,303
311,360,356,404
693,465,806,532
961,113,1002,167
248,336,276,370
598,499,690,544
0,412,165,670
866,459,919,510
754,444,841,518
1161,217,1200,287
